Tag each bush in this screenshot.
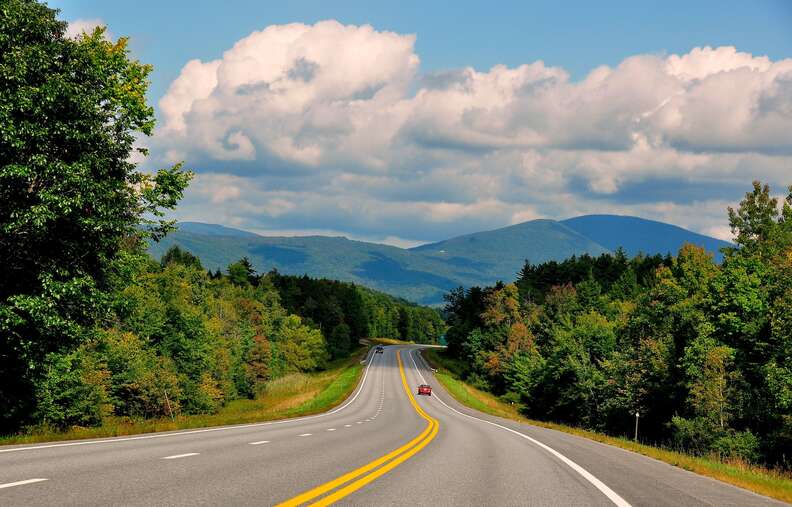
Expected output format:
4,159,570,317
712,430,761,463
100,329,181,418
181,372,224,414
34,347,110,429
670,416,717,455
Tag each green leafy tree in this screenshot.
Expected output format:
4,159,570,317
0,2,191,432
278,315,329,372
34,345,110,429
227,257,256,286
161,245,203,270
329,322,352,359
727,181,792,259
100,329,181,418
682,330,738,430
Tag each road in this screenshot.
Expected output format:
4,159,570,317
0,345,785,506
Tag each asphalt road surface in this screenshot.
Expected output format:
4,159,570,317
0,345,786,506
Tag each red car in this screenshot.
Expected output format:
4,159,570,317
417,384,432,396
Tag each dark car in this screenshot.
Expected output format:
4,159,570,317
417,384,432,396
375,346,384,354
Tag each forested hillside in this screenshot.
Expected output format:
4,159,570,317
562,215,732,262
267,271,444,351
5,245,444,434
442,181,792,468
150,216,730,305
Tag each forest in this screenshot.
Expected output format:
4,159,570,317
4,244,444,435
442,181,792,468
268,270,445,351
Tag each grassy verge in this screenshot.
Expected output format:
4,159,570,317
0,349,366,447
422,349,792,504
369,337,414,345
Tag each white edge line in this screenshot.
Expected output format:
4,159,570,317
409,349,631,507
0,478,49,489
161,452,199,460
0,349,381,454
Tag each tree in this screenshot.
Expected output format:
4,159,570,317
161,246,203,270
34,345,110,429
329,322,352,359
0,2,191,433
727,181,792,259
397,308,412,341
227,257,256,286
278,315,328,372
683,332,737,430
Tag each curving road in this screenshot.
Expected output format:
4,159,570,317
0,345,785,506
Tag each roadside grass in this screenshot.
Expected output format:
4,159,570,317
370,337,414,345
0,349,366,447
422,349,792,504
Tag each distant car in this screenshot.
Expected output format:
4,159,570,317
417,384,432,396
375,346,384,354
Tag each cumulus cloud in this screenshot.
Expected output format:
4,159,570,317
65,18,111,39
151,21,792,246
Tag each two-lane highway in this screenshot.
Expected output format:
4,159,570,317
0,346,786,506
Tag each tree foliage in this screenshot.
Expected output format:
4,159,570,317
0,1,191,433
267,271,445,357
443,181,792,467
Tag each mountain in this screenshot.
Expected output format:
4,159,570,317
410,219,609,279
562,215,732,262
177,222,260,238
148,217,730,305
149,226,478,305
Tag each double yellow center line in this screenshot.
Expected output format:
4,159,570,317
277,350,439,506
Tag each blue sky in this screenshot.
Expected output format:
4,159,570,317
51,1,792,245
51,1,792,112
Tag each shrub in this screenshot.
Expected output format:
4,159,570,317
34,347,110,429
100,329,181,418
712,430,761,463
670,416,717,455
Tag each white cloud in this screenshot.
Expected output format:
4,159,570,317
65,18,111,40
152,21,792,244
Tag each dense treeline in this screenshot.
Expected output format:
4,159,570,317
15,247,444,432
30,249,329,429
444,182,792,467
515,250,672,304
268,271,445,353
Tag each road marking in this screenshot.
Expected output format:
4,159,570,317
0,478,48,489
249,440,270,445
344,424,351,427
356,421,363,424
298,433,312,437
326,428,336,432
0,349,383,455
410,350,631,507
276,350,439,507
161,453,199,460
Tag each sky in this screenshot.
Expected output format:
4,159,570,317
51,1,792,246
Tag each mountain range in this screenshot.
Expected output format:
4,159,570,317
147,215,732,305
